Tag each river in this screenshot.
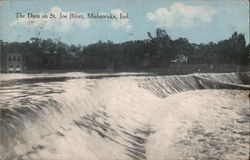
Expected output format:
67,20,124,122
0,72,249,160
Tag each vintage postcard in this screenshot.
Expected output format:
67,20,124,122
0,0,249,160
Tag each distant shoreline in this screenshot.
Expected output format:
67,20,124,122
17,64,248,74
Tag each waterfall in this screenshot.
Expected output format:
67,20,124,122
0,72,249,160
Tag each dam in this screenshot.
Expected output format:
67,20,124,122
0,72,249,160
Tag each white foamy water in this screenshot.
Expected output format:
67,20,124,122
0,73,249,160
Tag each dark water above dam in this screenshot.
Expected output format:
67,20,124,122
0,72,249,160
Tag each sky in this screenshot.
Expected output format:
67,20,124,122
0,0,249,46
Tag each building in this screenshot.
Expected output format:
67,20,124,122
6,53,23,73
171,54,188,63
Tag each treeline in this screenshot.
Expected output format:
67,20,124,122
0,28,249,71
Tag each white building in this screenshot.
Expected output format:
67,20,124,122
7,53,22,73
171,54,188,63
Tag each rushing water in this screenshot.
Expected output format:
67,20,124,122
0,72,249,160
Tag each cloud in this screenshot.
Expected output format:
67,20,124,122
10,6,90,32
240,0,249,3
146,2,218,28
110,9,132,32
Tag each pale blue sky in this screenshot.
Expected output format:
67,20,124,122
0,0,249,45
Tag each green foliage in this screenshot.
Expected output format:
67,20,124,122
0,29,248,71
